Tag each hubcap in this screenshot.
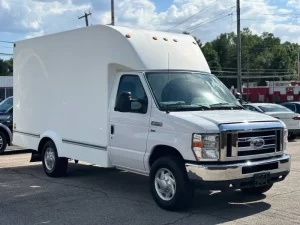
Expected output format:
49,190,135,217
154,168,176,201
44,147,55,171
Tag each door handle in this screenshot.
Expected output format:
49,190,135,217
111,125,114,135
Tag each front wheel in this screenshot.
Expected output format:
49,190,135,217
42,140,68,177
241,184,273,195
149,157,194,211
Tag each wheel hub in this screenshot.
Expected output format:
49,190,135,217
154,168,176,201
44,147,55,171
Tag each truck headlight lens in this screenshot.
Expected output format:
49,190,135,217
283,128,288,152
192,134,219,161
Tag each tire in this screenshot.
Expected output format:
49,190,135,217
241,184,273,195
0,131,8,154
150,157,194,211
288,134,296,141
42,140,68,177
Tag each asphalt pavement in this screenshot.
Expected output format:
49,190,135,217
0,142,300,225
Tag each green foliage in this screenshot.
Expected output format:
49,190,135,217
184,29,300,87
0,58,13,76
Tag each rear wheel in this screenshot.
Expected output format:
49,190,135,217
241,184,273,195
42,140,68,177
0,131,8,154
150,157,194,211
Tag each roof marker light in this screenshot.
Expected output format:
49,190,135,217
163,37,168,41
125,34,131,38
153,37,157,40
173,39,178,42
193,41,197,45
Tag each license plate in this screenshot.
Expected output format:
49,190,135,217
254,172,271,187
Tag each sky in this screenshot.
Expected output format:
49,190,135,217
1,0,300,59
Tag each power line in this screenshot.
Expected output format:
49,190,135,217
211,70,295,75
188,13,233,32
187,6,235,31
211,67,295,71
0,53,13,56
0,41,13,44
166,0,220,31
216,75,294,79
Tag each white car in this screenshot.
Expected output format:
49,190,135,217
244,103,300,140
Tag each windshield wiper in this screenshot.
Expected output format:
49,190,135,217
210,103,244,109
161,102,211,112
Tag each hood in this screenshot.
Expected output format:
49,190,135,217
170,110,278,126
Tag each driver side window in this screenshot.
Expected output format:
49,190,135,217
115,75,148,114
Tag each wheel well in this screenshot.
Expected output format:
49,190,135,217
38,137,53,153
149,145,184,167
0,127,10,145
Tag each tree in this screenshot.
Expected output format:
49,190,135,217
0,58,13,76
190,28,300,87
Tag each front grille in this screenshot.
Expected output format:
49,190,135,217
221,128,283,161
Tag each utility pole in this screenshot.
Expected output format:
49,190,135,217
111,0,115,25
78,11,92,27
236,0,242,94
247,54,250,103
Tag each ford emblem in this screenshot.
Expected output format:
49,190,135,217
250,138,265,149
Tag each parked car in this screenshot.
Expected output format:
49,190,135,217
0,96,13,154
243,103,300,140
281,102,300,114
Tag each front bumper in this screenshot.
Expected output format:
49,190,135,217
185,154,291,190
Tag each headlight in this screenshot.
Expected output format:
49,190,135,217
283,128,288,152
192,134,219,161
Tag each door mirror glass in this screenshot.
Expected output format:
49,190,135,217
131,101,142,111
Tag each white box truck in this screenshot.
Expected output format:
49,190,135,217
13,25,291,211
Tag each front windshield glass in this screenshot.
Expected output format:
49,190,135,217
145,71,240,111
258,105,292,113
0,97,13,113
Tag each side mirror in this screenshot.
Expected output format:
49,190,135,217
115,92,132,112
235,92,242,99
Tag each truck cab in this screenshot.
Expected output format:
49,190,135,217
109,70,290,210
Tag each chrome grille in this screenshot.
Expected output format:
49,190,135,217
220,129,283,161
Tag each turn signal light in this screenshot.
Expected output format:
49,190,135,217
192,141,203,148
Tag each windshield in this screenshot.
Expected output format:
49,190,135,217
0,97,13,113
258,104,292,113
145,71,240,111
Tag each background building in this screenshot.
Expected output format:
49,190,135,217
0,75,13,102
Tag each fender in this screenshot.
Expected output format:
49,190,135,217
40,131,63,156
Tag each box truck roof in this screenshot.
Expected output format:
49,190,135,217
14,25,211,73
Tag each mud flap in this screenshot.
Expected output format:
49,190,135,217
30,151,42,162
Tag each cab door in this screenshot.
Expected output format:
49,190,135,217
108,73,151,173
